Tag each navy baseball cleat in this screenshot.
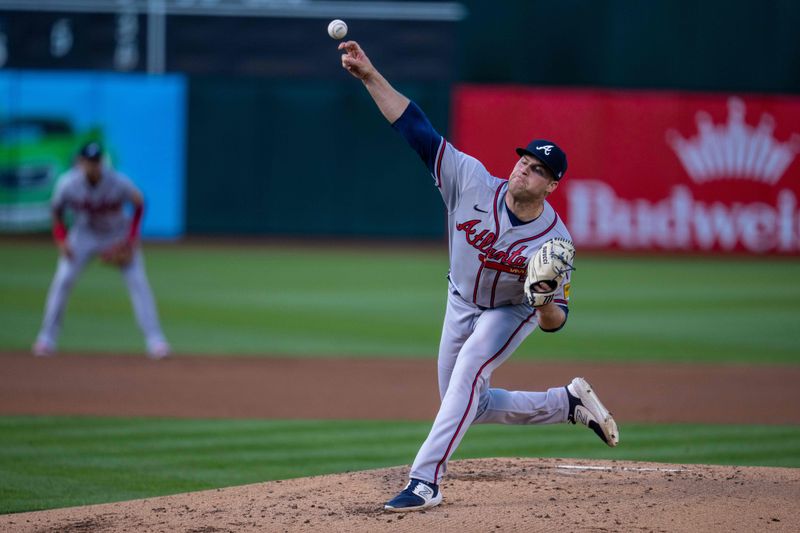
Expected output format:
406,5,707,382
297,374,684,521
566,377,620,447
384,478,442,512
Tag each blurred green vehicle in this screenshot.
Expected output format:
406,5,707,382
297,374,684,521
0,117,101,232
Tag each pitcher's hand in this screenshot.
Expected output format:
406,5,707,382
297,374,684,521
339,41,376,81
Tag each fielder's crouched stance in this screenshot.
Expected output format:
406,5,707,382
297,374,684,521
340,41,619,512
33,142,170,359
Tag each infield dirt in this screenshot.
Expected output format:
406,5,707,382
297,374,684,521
1,458,797,532
2,353,799,423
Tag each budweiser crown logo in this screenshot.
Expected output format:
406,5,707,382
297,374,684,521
666,97,800,185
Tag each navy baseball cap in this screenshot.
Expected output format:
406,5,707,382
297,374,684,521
78,142,103,161
515,139,568,180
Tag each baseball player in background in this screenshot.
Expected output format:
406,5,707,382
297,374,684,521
339,41,619,512
32,142,170,359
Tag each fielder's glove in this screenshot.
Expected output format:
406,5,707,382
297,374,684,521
101,240,134,267
525,238,576,307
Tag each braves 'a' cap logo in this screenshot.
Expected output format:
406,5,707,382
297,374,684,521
536,145,554,155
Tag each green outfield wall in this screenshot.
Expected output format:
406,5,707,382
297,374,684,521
185,79,450,237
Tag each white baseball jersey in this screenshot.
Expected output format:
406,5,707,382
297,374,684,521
393,101,572,310
53,166,139,237
434,140,572,309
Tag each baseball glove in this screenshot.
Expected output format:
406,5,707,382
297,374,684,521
101,240,134,267
525,238,576,307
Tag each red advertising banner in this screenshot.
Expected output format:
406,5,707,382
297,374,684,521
452,86,800,254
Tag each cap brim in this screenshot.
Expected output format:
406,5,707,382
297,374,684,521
514,147,560,180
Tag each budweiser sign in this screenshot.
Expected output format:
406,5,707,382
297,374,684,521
453,86,800,254
568,182,797,253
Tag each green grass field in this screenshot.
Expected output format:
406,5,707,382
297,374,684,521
1,239,798,514
1,416,798,514
2,240,799,362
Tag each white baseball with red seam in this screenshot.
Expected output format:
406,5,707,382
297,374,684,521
327,19,348,40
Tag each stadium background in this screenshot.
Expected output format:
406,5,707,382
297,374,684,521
1,0,799,518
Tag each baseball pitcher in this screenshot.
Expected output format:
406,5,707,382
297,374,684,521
32,142,170,359
339,41,619,512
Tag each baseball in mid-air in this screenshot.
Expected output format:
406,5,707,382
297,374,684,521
327,19,348,40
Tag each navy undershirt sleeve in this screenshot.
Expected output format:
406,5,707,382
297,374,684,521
391,101,443,174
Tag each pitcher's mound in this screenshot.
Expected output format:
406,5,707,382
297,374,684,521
2,457,798,532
